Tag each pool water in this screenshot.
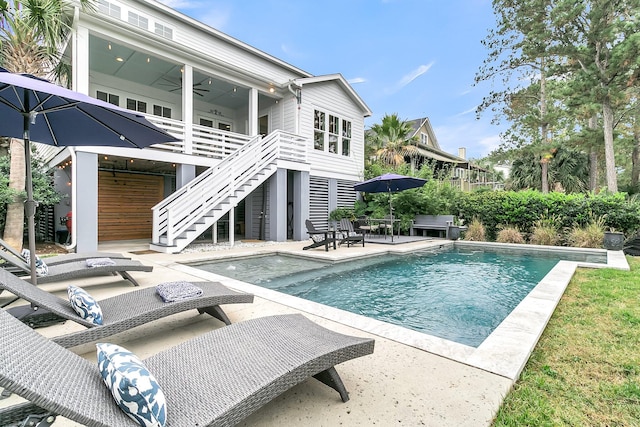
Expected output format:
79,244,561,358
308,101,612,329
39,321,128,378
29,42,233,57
193,248,603,347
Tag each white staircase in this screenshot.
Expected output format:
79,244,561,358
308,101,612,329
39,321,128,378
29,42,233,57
150,130,306,253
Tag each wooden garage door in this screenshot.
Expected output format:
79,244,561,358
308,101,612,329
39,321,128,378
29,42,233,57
98,171,164,241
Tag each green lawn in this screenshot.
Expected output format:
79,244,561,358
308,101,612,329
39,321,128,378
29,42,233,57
492,256,640,426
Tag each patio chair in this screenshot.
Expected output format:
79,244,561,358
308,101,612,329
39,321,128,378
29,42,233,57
0,308,375,427
0,237,131,266
303,219,337,251
338,218,365,247
0,268,254,347
0,249,152,287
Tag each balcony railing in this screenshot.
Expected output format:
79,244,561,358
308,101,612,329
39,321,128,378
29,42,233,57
34,114,307,165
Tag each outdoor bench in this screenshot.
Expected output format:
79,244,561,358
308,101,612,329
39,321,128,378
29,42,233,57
410,214,455,238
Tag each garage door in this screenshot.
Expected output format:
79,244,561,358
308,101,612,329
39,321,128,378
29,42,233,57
98,171,164,241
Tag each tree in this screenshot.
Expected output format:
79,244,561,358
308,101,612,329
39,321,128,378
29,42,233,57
366,113,420,168
476,0,558,192
0,0,93,249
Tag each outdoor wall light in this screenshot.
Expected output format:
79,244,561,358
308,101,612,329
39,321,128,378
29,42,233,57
269,86,275,93
116,57,124,62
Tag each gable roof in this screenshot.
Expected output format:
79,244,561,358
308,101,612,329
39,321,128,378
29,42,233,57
293,74,372,117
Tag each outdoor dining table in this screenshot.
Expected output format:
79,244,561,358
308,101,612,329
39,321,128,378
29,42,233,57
369,218,401,241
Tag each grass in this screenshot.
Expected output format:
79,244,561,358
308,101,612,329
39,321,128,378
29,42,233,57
492,256,640,426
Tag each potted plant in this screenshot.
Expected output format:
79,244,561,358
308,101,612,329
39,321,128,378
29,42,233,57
603,228,625,251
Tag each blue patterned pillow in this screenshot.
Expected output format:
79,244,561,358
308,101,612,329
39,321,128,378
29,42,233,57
97,343,167,427
67,285,103,325
21,249,49,276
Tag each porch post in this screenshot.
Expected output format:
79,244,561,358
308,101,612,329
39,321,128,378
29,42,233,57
75,151,98,252
182,64,193,154
176,164,195,188
72,23,89,94
292,171,309,241
248,87,258,136
268,169,287,241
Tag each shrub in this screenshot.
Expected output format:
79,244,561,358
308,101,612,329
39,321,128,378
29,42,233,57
529,217,561,246
566,216,605,248
496,225,525,244
463,218,486,241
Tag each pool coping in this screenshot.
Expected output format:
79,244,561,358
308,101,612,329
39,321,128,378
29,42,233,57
168,241,628,381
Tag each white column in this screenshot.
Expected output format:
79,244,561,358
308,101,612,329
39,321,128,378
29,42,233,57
182,64,194,154
228,207,235,246
248,87,258,136
72,23,90,94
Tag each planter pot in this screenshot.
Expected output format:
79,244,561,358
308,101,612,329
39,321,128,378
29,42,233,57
447,226,460,241
603,231,625,251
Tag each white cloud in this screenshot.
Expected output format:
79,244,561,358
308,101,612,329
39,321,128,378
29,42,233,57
348,77,366,84
455,106,478,117
385,62,434,94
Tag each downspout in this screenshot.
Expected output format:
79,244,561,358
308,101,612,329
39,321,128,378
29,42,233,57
287,81,302,134
67,147,77,250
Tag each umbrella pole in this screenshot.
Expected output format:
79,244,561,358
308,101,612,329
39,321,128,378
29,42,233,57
23,108,38,285
388,187,394,242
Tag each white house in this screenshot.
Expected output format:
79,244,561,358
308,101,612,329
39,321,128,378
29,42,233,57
39,0,371,253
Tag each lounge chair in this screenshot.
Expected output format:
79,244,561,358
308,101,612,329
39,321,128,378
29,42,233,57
0,268,254,347
338,218,365,247
0,249,152,286
303,219,337,251
0,237,131,266
0,308,375,426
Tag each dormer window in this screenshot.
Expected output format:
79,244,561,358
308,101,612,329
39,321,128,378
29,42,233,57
128,11,148,30
98,0,120,18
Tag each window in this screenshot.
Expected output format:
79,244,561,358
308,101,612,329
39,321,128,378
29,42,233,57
153,105,171,119
328,115,339,154
313,110,325,151
98,0,120,18
126,98,147,113
313,109,351,156
128,11,148,30
342,120,351,156
218,122,231,132
421,132,429,145
200,118,213,127
96,91,119,106
154,23,173,39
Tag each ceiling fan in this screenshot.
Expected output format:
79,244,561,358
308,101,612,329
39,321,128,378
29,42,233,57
158,77,210,97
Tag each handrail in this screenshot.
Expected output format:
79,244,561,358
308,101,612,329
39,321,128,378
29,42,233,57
152,130,306,247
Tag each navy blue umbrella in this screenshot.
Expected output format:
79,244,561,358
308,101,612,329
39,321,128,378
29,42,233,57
0,68,179,283
354,173,427,241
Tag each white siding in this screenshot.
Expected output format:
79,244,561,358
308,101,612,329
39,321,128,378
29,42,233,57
299,81,365,182
98,1,309,86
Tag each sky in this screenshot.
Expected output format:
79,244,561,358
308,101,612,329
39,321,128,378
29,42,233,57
158,0,504,160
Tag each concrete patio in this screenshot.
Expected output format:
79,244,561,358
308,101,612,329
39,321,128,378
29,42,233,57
2,238,623,426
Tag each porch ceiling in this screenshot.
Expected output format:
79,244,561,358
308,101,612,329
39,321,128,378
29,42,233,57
88,35,252,109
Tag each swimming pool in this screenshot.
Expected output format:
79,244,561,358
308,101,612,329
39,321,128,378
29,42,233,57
192,247,607,347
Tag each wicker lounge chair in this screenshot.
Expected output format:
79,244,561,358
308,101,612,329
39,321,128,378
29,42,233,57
338,218,365,247
0,268,254,347
0,308,375,427
303,219,337,251
0,249,151,286
0,237,131,266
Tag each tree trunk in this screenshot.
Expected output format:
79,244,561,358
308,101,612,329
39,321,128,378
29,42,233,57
4,138,26,250
541,160,549,193
539,58,549,193
602,96,618,192
588,115,599,192
632,115,640,190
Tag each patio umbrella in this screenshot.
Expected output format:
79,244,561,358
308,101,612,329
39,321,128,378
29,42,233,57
0,68,178,284
353,173,427,241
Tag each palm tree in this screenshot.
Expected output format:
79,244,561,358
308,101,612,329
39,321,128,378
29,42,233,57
366,113,419,168
0,0,93,250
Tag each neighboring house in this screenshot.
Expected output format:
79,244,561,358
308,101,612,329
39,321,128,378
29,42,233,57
36,0,371,253
405,117,491,191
